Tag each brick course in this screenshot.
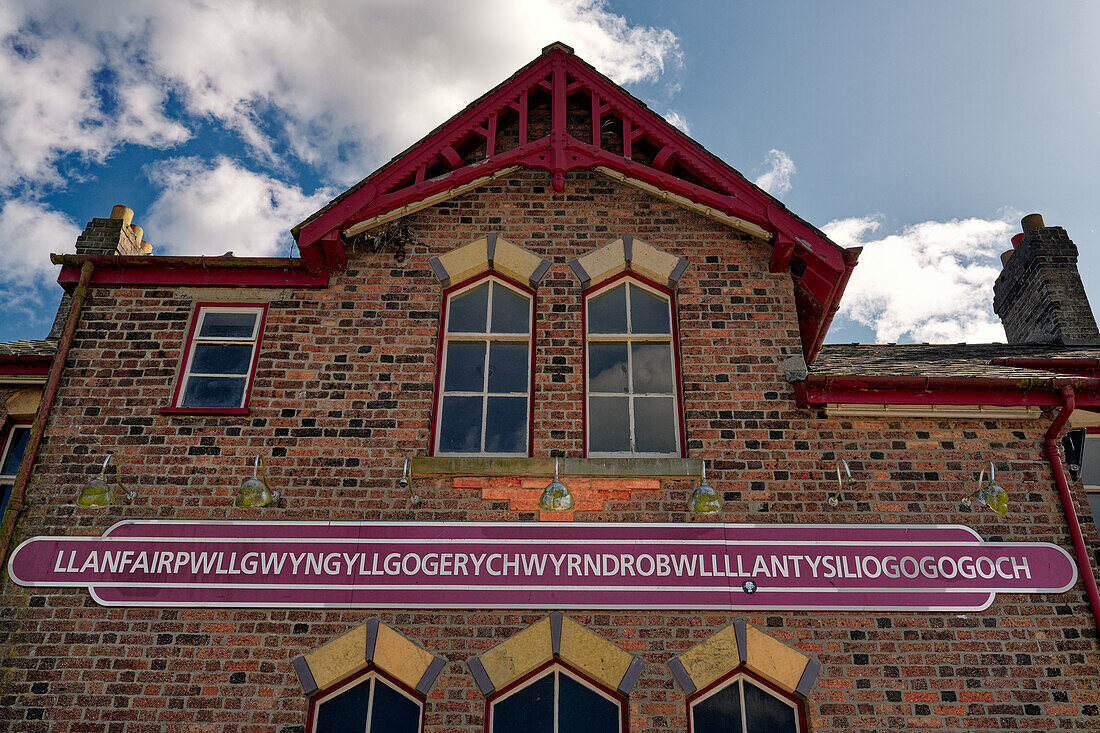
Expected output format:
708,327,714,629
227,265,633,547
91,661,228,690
1,169,1098,731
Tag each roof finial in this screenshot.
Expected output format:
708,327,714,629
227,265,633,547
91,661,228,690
542,41,575,55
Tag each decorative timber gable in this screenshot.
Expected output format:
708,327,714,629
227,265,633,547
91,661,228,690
294,42,860,363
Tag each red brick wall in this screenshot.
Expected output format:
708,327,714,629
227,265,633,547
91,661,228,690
2,169,1098,731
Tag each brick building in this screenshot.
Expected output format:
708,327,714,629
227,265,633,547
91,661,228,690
1,43,1098,732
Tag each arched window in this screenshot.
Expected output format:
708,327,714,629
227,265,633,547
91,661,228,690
308,669,423,733
434,275,533,455
689,673,805,733
489,664,625,733
585,277,682,456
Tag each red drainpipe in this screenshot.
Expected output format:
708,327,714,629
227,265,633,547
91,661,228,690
0,260,95,568
1041,387,1100,634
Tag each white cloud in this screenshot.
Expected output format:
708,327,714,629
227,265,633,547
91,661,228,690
0,198,77,325
143,157,333,258
0,4,189,190
662,110,691,134
0,0,681,189
754,149,795,195
825,215,1013,343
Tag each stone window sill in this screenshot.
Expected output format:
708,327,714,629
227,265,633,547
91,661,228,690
409,456,702,478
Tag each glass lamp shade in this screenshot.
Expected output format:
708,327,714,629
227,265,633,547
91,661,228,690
235,476,280,508
76,455,134,507
688,482,721,513
77,477,116,507
539,478,574,511
963,463,1009,517
965,483,1009,517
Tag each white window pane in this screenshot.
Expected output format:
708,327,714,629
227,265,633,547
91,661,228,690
491,673,554,733
588,284,627,334
1,427,31,475
488,343,528,393
1088,493,1100,532
485,397,527,453
448,282,489,332
628,284,670,334
589,343,629,393
369,678,421,733
490,284,530,334
438,396,483,453
631,343,673,393
315,678,370,732
199,311,257,338
444,342,486,392
190,343,254,375
634,397,677,454
181,377,247,408
590,396,630,453
743,680,798,733
691,682,745,733
558,673,619,733
1082,438,1100,486
0,483,13,522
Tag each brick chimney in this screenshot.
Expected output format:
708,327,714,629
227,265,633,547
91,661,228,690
74,204,153,256
993,213,1100,345
48,205,153,339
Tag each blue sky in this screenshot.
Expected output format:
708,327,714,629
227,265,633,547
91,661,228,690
2,1,1098,345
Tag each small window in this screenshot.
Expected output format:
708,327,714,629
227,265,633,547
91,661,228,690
434,277,533,455
585,279,681,456
0,424,31,521
308,670,422,733
489,666,623,733
169,305,266,412
690,675,803,733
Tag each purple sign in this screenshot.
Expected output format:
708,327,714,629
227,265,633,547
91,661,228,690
7,521,1077,611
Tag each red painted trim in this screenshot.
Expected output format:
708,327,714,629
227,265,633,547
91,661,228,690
991,356,1100,377
583,272,684,457
529,286,538,458
292,46,852,362
581,283,589,459
305,664,426,733
427,286,448,458
1044,389,1100,636
431,272,536,457
795,373,1100,408
804,245,861,365
0,362,51,376
685,666,809,733
57,263,329,290
484,659,629,733
168,303,268,413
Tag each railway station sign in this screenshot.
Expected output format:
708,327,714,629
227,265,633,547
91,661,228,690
8,521,1078,611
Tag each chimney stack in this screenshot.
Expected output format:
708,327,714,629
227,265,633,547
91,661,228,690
49,206,154,340
993,214,1100,344
74,204,153,256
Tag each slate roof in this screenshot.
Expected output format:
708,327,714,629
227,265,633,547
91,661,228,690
0,340,57,358
814,343,1100,379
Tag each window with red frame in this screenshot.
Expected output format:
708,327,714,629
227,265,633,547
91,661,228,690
585,278,682,457
170,305,266,411
689,674,804,733
488,665,624,733
0,424,31,522
308,669,422,733
434,276,533,455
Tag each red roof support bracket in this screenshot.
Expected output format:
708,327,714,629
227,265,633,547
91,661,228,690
293,43,857,362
